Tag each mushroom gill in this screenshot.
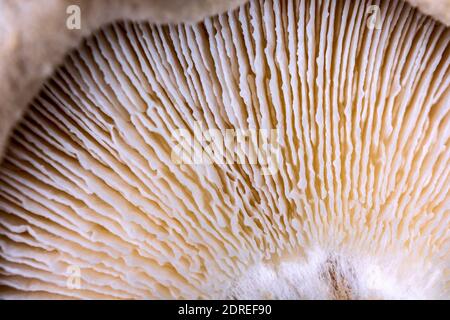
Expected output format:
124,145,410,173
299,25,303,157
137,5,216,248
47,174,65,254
0,0,449,299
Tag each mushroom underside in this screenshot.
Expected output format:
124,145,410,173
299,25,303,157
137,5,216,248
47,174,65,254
0,0,449,299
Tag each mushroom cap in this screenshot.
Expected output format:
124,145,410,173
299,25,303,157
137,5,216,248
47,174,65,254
0,0,449,299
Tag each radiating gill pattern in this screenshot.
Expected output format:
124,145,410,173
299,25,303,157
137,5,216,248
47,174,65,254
0,0,449,299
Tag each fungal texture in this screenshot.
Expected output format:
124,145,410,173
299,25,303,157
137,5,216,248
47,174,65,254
0,0,449,299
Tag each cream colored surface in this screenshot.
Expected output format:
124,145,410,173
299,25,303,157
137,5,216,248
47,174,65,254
406,0,450,26
0,0,248,159
0,0,448,159
0,0,448,299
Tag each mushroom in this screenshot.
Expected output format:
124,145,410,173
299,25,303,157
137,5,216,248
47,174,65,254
0,0,449,299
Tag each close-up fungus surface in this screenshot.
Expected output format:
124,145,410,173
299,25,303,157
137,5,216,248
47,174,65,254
0,0,449,300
